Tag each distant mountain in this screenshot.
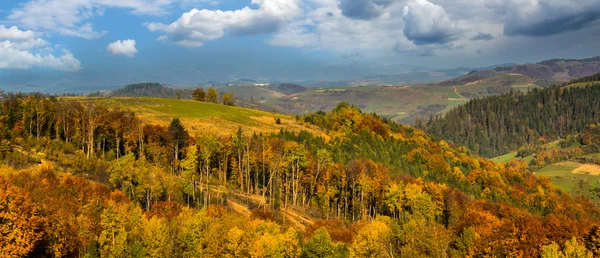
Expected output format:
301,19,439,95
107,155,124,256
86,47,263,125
439,56,600,87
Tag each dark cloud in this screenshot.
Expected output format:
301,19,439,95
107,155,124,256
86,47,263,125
470,32,494,41
338,0,394,20
504,10,600,37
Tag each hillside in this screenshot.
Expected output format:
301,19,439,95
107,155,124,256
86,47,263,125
64,97,322,137
439,56,600,87
423,72,600,157
3,93,600,256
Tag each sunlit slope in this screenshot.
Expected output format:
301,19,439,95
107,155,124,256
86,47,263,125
65,97,323,136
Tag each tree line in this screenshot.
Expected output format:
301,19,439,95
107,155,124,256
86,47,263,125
193,87,235,106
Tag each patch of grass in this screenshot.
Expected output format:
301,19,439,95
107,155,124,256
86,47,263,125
491,152,519,163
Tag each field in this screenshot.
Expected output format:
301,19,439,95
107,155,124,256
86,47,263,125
535,161,600,204
63,97,324,137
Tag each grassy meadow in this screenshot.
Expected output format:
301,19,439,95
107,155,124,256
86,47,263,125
63,97,325,137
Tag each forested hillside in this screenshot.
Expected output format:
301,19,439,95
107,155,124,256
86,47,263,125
423,73,600,157
2,93,600,257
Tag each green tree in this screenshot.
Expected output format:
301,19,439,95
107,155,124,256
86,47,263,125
168,118,188,161
303,228,337,258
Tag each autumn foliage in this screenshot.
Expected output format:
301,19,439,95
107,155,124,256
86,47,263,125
1,95,600,256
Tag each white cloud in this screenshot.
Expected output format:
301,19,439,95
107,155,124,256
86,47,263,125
402,0,462,45
147,0,303,47
0,26,81,71
269,0,406,51
7,0,184,39
107,39,138,57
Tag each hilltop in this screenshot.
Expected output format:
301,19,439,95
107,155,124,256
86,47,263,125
64,97,323,137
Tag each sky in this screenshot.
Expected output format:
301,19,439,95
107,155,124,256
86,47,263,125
1,0,600,92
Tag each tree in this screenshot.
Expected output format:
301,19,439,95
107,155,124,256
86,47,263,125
222,93,235,106
142,216,172,258
207,88,219,103
0,182,45,257
193,88,206,102
303,228,337,258
168,118,188,162
349,220,393,258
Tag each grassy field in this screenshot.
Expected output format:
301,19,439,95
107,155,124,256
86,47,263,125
64,97,324,137
535,161,600,204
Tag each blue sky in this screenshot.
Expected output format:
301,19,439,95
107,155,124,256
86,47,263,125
2,0,600,92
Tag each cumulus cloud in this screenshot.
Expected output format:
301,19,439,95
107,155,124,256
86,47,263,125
107,40,138,57
147,0,303,47
485,0,600,37
269,0,406,50
402,0,462,45
470,32,494,41
338,0,395,20
0,26,81,71
7,0,182,39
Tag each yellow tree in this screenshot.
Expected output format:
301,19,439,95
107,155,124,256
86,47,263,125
207,88,219,103
142,216,172,258
349,219,393,258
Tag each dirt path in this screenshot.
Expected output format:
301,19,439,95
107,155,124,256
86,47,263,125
453,86,469,101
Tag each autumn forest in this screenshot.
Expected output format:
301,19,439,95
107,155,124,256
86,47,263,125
2,84,600,258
